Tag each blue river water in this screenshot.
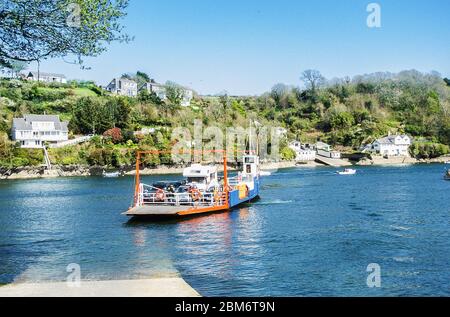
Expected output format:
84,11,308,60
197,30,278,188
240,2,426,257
0,164,449,296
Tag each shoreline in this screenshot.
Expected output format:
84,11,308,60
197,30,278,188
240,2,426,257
0,156,448,180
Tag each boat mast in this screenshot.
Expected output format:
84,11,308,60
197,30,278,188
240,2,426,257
223,150,228,189
134,152,141,207
249,119,258,156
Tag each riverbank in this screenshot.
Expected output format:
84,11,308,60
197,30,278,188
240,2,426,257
1,156,448,180
356,155,450,166
0,161,303,180
0,278,200,297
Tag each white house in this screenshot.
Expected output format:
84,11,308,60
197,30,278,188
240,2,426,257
106,78,138,97
12,115,69,149
140,82,194,107
365,135,412,156
316,141,342,159
289,141,316,161
27,72,67,84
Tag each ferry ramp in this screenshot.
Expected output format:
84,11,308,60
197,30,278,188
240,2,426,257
0,278,200,297
315,156,352,167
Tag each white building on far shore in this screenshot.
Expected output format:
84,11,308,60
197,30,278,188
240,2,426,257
364,134,412,156
106,78,138,97
26,72,67,84
289,141,316,161
316,141,341,159
12,115,69,148
140,82,194,107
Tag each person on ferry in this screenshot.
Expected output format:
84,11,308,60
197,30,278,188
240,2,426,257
167,184,176,193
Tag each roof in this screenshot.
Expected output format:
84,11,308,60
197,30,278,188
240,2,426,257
28,72,66,79
12,118,29,130
118,77,137,84
375,135,410,145
13,115,68,132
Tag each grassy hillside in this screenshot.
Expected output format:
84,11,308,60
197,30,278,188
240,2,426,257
0,70,449,168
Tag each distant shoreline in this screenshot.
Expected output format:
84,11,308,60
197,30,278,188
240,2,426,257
0,157,448,180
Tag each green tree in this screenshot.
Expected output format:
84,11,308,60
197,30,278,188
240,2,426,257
270,84,290,109
0,0,130,67
165,81,185,109
444,78,450,86
70,97,111,134
300,69,325,93
138,89,162,105
135,71,151,88
106,97,132,129
1,59,28,77
329,112,355,130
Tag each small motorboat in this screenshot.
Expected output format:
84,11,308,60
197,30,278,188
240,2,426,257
259,170,272,177
337,168,357,175
103,171,121,178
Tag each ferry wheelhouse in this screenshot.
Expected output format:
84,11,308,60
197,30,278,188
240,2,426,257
124,152,261,218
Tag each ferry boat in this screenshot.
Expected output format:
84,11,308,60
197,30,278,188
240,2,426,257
124,152,261,218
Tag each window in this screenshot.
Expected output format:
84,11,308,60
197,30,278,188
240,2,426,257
187,177,205,184
245,157,255,164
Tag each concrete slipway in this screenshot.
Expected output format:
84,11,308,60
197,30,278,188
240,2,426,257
0,278,200,297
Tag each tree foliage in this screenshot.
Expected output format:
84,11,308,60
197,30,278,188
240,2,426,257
0,0,130,67
1,69,450,168
165,81,185,108
300,69,325,92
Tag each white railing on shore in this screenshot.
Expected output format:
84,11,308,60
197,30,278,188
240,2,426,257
43,147,52,170
49,135,94,149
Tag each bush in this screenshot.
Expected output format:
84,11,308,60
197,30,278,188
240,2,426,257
11,157,29,167
280,147,296,161
86,148,112,166
409,142,450,159
103,128,123,144
329,112,355,130
61,157,79,165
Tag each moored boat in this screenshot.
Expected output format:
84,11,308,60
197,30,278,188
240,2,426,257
444,169,450,181
103,171,121,178
337,168,357,175
124,151,261,218
259,170,272,177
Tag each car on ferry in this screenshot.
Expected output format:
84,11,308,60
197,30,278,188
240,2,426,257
167,185,192,205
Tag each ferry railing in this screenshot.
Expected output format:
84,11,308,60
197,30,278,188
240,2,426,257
137,184,227,208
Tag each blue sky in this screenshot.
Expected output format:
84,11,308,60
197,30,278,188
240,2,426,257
34,0,450,95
